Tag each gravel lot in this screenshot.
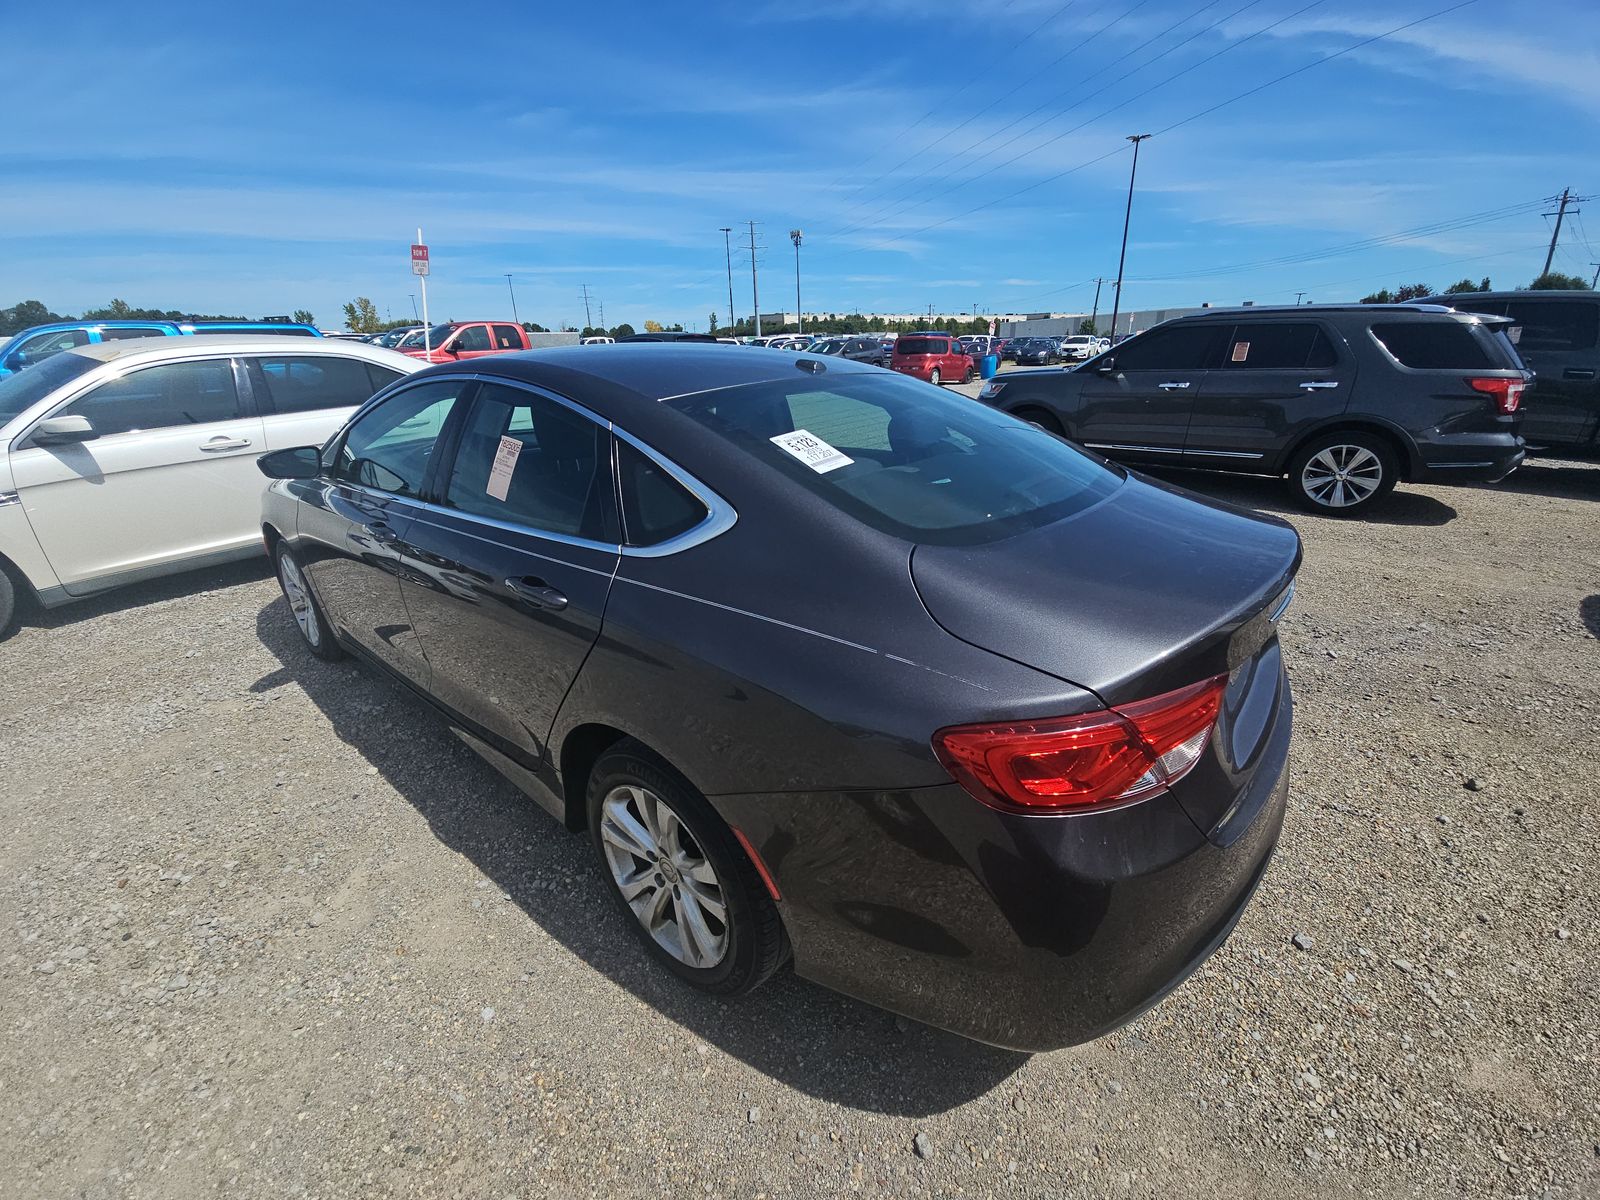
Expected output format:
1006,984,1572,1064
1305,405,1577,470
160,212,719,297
2,450,1597,1200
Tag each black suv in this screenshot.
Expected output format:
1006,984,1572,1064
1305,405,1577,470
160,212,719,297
977,305,1530,515
1423,290,1599,451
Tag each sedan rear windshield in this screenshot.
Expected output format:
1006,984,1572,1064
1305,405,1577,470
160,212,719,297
895,337,946,355
0,351,99,427
663,371,1122,545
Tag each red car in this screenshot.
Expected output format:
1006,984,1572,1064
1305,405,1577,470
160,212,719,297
890,333,975,385
399,321,530,364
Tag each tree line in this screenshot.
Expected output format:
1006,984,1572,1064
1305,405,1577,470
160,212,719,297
1358,271,1590,305
0,298,316,337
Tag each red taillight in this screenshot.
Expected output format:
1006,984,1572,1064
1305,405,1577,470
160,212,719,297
1468,376,1524,413
933,675,1227,813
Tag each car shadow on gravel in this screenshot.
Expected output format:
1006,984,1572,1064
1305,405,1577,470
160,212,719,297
255,600,1029,1117
1582,595,1600,640
18,557,273,632
1136,467,1458,526
1494,455,1600,502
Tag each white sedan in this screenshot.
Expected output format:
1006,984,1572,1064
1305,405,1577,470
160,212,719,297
0,335,419,636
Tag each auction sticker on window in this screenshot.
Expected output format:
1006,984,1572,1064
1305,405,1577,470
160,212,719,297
1231,341,1250,362
487,435,522,501
770,429,853,474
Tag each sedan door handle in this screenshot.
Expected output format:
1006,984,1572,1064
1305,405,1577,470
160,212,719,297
1156,381,1191,390
366,521,402,547
1299,381,1340,390
1563,368,1596,380
506,576,568,611
199,436,252,451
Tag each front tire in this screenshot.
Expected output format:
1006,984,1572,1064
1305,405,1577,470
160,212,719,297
929,368,942,386
275,544,344,661
1014,406,1065,436
588,741,786,995
1287,432,1398,516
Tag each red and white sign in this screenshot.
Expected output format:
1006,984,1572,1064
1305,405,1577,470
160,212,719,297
410,243,430,276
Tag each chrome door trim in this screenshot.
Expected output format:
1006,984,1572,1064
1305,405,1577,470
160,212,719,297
1183,448,1267,460
1298,381,1340,390
1156,381,1192,390
0,491,18,508
1084,442,1185,455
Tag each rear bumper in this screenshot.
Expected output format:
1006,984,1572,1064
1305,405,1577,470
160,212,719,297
1413,436,1526,484
713,673,1292,1051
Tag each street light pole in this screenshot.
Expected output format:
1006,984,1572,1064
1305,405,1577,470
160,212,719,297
408,294,418,321
720,227,735,336
1107,134,1151,350
505,274,519,326
790,230,806,336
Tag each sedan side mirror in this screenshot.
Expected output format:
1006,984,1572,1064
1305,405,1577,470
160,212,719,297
257,445,323,479
1095,356,1117,374
32,414,98,445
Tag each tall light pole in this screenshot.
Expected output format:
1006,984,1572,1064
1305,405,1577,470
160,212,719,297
790,229,804,335
408,294,418,321
747,220,761,337
504,274,520,326
720,227,735,336
1107,134,1151,351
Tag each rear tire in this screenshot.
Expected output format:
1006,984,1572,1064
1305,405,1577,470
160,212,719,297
929,368,942,386
962,364,975,383
588,741,787,996
275,544,344,661
1287,432,1398,516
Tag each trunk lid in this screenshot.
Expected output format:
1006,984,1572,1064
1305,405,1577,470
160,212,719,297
909,474,1300,707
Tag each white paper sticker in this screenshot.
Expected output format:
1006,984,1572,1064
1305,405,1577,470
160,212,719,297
486,435,522,501
769,429,853,474
1231,341,1250,363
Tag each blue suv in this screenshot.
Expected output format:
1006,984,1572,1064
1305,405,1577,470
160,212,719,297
0,320,320,377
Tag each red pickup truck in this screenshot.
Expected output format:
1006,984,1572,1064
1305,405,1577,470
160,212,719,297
400,321,530,364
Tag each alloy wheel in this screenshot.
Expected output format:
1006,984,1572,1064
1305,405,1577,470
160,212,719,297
930,368,941,385
278,554,321,649
1300,444,1383,509
599,783,729,969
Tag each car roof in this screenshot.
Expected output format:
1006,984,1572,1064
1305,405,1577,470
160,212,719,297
420,343,879,417
62,334,419,367
1430,289,1598,302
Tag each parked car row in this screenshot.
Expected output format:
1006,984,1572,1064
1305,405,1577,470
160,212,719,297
0,319,321,378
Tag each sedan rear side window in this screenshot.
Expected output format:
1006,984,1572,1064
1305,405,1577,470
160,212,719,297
59,359,241,437
443,383,612,541
331,380,466,496
250,355,397,414
1370,322,1493,369
618,440,707,546
665,371,1121,545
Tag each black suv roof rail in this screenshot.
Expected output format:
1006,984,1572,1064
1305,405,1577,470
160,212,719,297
1184,303,1455,317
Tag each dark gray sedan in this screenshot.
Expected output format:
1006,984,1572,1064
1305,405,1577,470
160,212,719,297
258,346,1299,1050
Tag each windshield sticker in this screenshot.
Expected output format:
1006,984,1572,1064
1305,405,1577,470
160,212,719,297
486,435,522,501
1231,341,1250,362
770,429,853,474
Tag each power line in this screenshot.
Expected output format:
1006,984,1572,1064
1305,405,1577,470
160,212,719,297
816,0,1327,255
829,0,1245,234
809,0,1483,265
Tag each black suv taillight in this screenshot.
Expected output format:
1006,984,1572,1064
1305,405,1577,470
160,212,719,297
1467,377,1524,414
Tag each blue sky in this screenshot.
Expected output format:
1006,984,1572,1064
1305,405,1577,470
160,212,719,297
3,0,1597,331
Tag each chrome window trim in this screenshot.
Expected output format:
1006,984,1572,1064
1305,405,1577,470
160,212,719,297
610,425,737,558
1181,448,1267,460
408,498,622,558
412,371,736,559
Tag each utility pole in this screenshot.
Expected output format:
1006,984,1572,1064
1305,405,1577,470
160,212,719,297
1089,277,1105,333
1294,292,1306,306
1542,188,1574,280
598,300,605,331
581,284,593,331
720,227,735,336
408,294,418,320
504,274,519,326
790,229,803,335
1108,135,1151,351
1591,262,1600,289
747,221,761,337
